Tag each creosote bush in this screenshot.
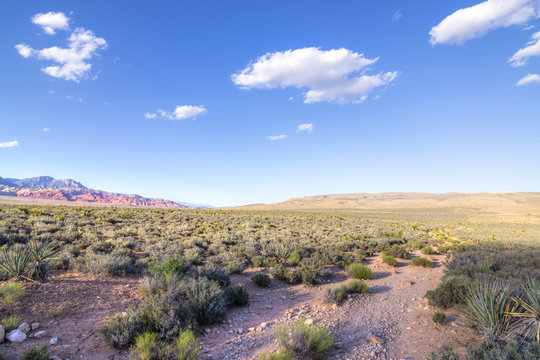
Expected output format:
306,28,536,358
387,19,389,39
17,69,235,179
382,255,397,267
325,280,369,305
226,283,249,306
130,332,169,360
275,319,334,359
176,330,201,360
432,312,446,324
346,263,373,280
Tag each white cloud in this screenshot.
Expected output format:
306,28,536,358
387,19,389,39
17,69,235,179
267,134,287,141
232,47,398,104
0,141,19,148
31,11,69,35
516,72,540,84
509,30,540,66
16,25,107,82
430,0,540,45
393,11,403,21
297,123,314,134
147,105,207,120
42,127,51,132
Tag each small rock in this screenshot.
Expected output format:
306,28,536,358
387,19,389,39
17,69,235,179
31,322,40,331
6,329,27,343
366,334,384,344
18,322,31,334
260,322,267,328
255,327,262,332
50,337,58,345
248,327,255,332
203,347,210,353
406,281,414,286
34,330,46,338
334,342,343,349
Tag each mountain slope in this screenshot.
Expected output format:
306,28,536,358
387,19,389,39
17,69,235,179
7,176,87,189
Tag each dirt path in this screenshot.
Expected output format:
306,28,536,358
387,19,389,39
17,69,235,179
201,252,474,360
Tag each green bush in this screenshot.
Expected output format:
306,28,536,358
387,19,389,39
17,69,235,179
325,285,348,305
382,255,397,267
150,258,186,279
386,245,409,259
130,332,169,360
432,312,446,324
275,319,334,359
0,282,25,306
421,246,436,255
226,284,249,306
410,257,434,268
22,345,49,360
182,278,227,324
297,258,321,286
1,314,22,331
346,263,373,280
425,275,472,308
75,252,135,276
100,309,143,349
176,330,201,360
197,264,230,288
252,272,271,287
437,245,456,254
288,252,301,266
348,279,369,294
257,349,294,360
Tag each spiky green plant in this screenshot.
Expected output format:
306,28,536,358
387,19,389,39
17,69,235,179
176,330,200,360
0,246,32,280
461,279,515,345
27,242,61,281
508,277,540,342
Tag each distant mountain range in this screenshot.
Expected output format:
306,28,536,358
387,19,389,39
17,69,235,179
0,176,188,208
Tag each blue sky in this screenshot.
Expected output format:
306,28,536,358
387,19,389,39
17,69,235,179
1,0,539,206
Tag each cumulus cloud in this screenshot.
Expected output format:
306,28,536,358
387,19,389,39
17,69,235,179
430,0,540,45
31,11,69,35
297,123,314,134
15,14,107,82
267,134,287,141
516,72,540,84
146,105,207,120
42,127,51,132
232,47,398,104
0,141,19,148
509,30,540,66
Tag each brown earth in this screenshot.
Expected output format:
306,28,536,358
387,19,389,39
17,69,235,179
1,252,475,360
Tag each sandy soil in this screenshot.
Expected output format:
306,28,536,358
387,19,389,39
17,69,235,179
1,253,475,360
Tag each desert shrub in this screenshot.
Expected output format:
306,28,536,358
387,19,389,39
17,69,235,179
288,252,301,266
271,264,302,285
75,252,135,276
140,276,164,298
130,332,169,360
438,245,456,254
0,242,60,281
421,246,436,255
271,264,288,281
382,255,397,267
297,258,322,285
275,319,334,359
386,245,409,259
226,284,249,306
2,314,22,331
432,312,447,324
410,257,434,268
176,330,201,360
426,275,472,308
251,272,270,287
257,349,294,360
429,342,540,360
325,285,348,305
355,249,367,261
150,257,186,279
138,295,196,341
346,263,373,280
182,278,227,324
507,277,540,342
348,279,369,294
0,282,25,306
22,345,49,360
100,309,144,349
461,279,514,345
197,264,230,288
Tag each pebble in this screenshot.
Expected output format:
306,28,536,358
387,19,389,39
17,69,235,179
31,322,40,331
6,329,26,343
18,322,31,334
34,330,46,338
50,337,58,345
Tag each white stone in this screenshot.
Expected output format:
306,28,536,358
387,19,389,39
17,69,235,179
6,329,27,343
34,330,46,338
31,322,40,331
18,322,31,333
50,337,58,345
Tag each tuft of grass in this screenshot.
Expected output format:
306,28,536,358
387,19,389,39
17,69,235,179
176,330,201,360
0,282,25,306
2,314,22,331
22,345,49,360
421,246,436,255
348,279,369,294
432,312,447,324
410,257,434,268
346,263,373,280
257,349,294,360
130,332,169,360
507,277,540,342
275,319,333,359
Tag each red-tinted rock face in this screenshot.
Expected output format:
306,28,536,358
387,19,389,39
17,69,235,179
14,188,186,208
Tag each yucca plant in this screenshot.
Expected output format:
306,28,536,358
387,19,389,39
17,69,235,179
461,278,515,345
27,241,61,281
0,246,32,280
507,277,540,342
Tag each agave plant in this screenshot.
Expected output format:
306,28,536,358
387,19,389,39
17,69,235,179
461,278,515,345
507,277,540,342
0,245,32,280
